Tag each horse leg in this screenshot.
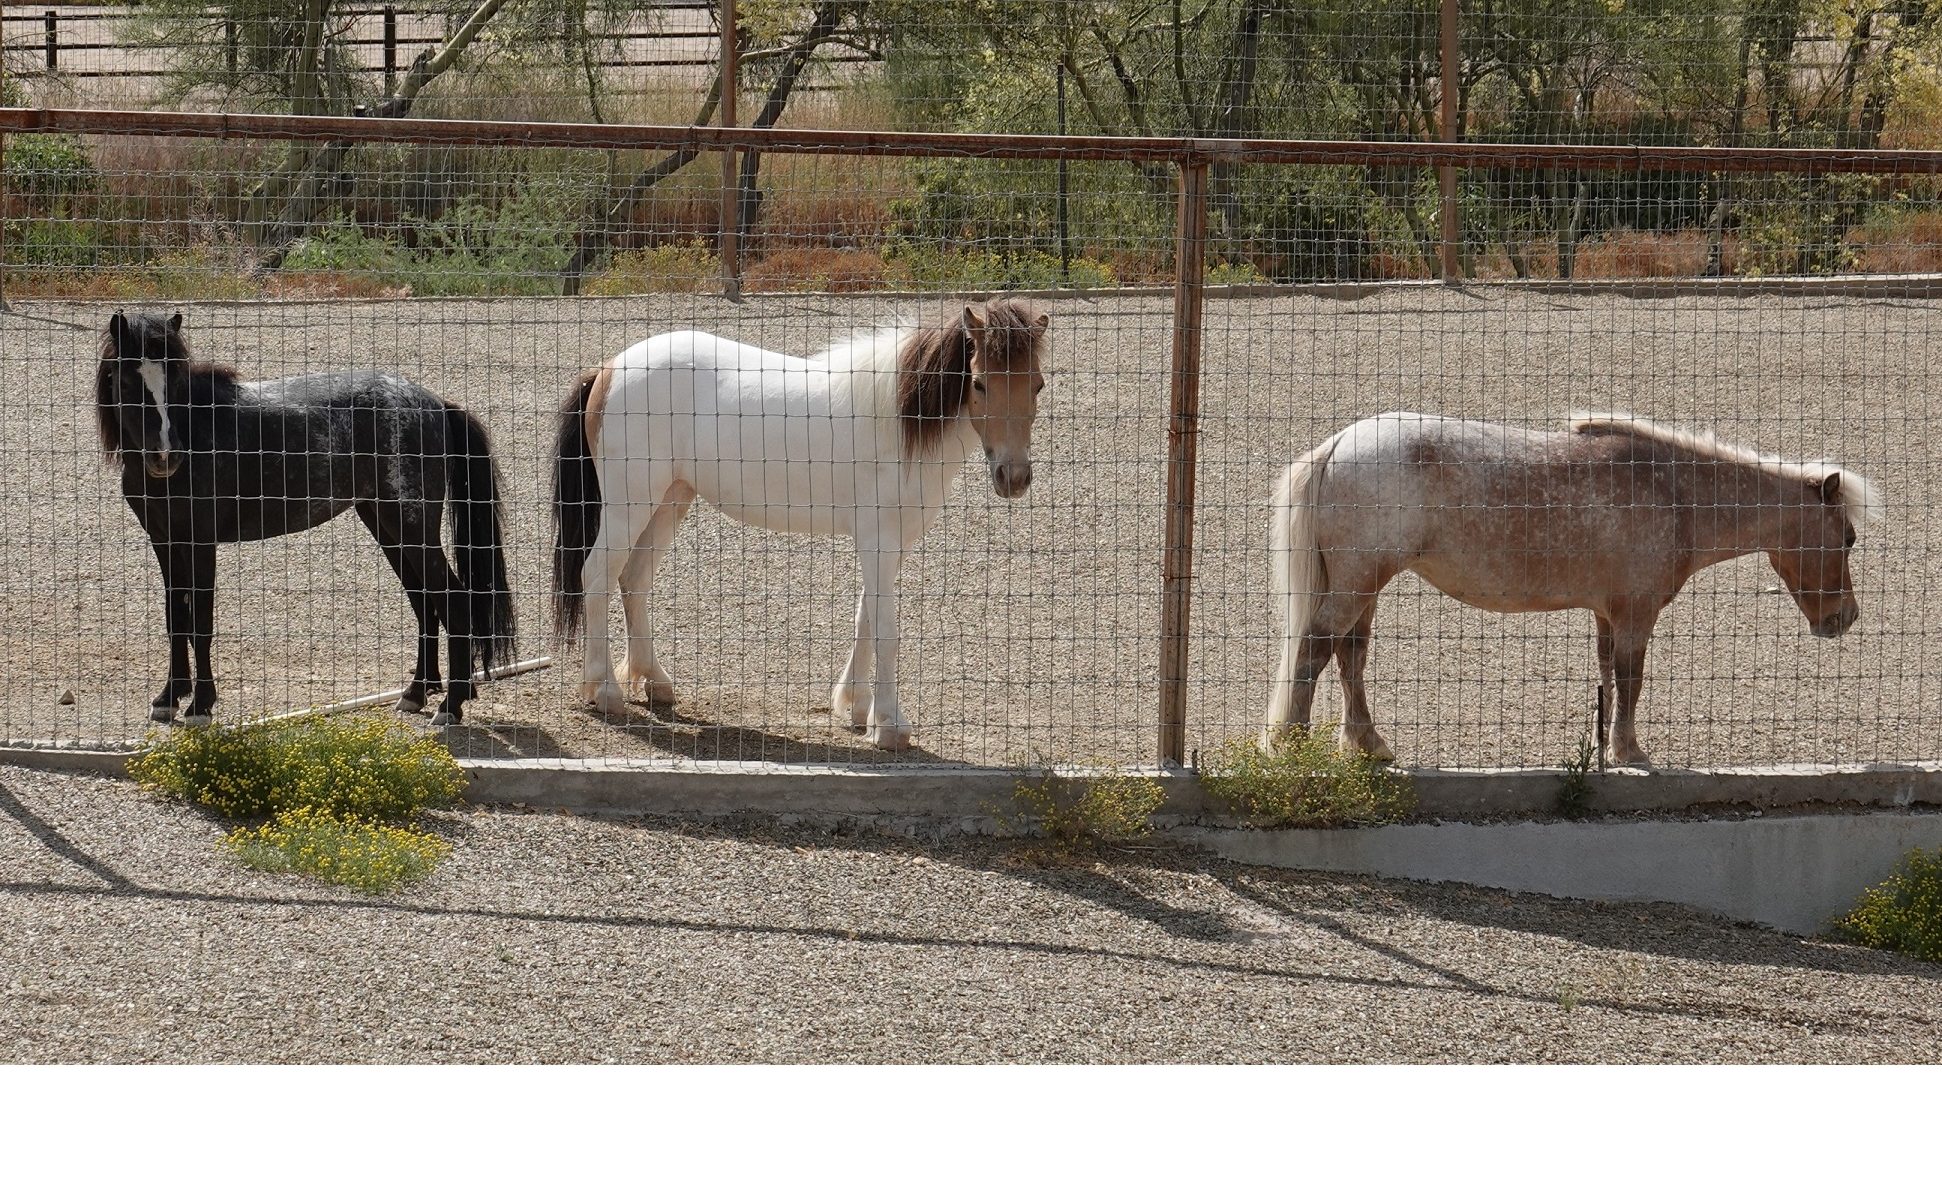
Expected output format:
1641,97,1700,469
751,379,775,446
392,504,473,727
357,501,441,714
1263,557,1383,749
1334,599,1393,761
857,539,911,750
580,492,658,718
148,540,193,722
617,488,693,705
181,541,219,725
1594,613,1616,755
1607,614,1658,767
831,589,873,730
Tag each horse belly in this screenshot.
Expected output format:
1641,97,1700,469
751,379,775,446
1407,551,1601,614
689,457,850,537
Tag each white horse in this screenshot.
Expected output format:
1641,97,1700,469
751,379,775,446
1262,411,1879,766
552,298,1050,750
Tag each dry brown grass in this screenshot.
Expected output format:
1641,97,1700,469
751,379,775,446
742,248,888,292
1851,211,1942,274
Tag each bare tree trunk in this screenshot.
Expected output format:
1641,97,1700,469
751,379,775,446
253,0,515,271
1210,0,1269,250
733,2,844,250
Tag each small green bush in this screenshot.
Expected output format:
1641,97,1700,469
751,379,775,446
1001,768,1165,849
225,806,450,895
582,240,721,295
1832,848,1942,963
129,712,465,824
1202,729,1415,829
1556,732,1597,817
883,243,1118,290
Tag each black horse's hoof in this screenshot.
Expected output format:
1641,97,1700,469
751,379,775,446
149,705,177,724
395,696,424,715
179,714,213,728
430,711,460,727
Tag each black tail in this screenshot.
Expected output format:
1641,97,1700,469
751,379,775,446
552,369,604,643
444,404,518,671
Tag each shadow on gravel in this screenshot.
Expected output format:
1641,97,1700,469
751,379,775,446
444,704,960,767
576,812,1942,988
4,779,1937,1039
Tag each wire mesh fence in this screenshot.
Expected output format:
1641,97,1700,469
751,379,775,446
3,3,1941,773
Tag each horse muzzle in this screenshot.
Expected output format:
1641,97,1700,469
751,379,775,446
1811,605,1859,638
143,452,182,480
989,460,1033,499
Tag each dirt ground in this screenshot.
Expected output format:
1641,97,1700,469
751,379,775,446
2,764,1938,1064
1,289,1935,769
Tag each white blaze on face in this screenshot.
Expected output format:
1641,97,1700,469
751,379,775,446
137,359,172,456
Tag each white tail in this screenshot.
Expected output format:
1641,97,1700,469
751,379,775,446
1262,431,1343,745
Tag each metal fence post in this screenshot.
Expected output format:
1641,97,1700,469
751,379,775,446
43,9,55,74
1,0,10,309
719,0,740,300
1160,157,1209,768
1439,0,1460,281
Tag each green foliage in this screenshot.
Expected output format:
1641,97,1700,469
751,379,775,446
1556,733,1597,817
225,806,451,894
884,243,1117,289
1202,729,1415,829
582,240,722,295
1832,847,1942,963
1001,767,1166,850
3,135,102,208
283,189,579,296
129,712,465,824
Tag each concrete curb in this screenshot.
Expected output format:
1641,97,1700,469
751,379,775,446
3,745,1937,823
1173,811,1942,935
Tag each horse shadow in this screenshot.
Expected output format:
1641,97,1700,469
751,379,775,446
579,699,963,767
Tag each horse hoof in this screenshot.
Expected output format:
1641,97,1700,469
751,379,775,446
869,725,914,751
582,682,629,718
149,705,177,724
395,697,424,715
430,711,459,727
179,714,213,728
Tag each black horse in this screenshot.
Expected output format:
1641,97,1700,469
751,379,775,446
96,311,516,725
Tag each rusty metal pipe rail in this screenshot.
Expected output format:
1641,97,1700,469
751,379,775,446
9,106,1942,175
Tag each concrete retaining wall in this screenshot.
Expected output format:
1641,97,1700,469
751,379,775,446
1178,812,1942,934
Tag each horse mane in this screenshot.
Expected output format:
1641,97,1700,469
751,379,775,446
94,316,240,461
1568,411,1882,524
894,297,1047,458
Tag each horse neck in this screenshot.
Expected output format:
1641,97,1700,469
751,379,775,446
1683,455,1808,566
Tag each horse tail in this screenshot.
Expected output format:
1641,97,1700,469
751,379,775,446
552,367,605,643
1263,427,1345,744
445,403,518,672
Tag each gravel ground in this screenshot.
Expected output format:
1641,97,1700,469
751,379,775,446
3,763,1940,1064
2,290,1936,769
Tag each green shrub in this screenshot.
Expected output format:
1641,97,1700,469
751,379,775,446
1202,729,1415,829
128,712,465,824
1832,848,1942,963
1556,733,1597,817
582,239,722,295
1001,767,1165,849
883,243,1117,289
225,806,450,895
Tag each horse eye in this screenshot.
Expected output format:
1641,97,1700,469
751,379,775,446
972,379,986,393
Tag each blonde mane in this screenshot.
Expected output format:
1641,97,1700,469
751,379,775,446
1568,411,1882,524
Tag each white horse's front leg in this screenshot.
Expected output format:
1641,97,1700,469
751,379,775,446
859,544,911,750
831,588,874,729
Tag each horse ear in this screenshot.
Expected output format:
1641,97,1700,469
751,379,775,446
168,312,184,332
1820,472,1842,505
109,311,127,339
1033,312,1049,332
962,304,985,333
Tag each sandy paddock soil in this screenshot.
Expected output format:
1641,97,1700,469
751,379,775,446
0,289,1935,768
